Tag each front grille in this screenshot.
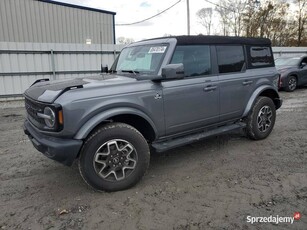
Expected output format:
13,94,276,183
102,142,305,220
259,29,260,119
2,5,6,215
25,97,45,126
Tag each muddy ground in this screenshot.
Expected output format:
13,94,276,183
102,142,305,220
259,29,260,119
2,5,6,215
0,88,306,230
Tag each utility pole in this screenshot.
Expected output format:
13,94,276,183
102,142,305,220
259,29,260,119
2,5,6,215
100,30,103,72
187,0,190,35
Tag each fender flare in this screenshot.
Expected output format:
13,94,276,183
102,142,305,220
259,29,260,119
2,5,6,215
74,107,158,140
242,85,279,117
286,72,299,83
281,72,298,86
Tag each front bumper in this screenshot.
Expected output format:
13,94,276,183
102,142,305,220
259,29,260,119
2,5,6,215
24,120,83,166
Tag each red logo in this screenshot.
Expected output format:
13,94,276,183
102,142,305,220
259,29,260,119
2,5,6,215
294,212,301,220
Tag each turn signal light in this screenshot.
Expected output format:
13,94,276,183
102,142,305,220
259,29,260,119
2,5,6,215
58,110,64,125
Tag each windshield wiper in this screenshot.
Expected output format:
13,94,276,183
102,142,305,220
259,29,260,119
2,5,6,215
121,70,140,75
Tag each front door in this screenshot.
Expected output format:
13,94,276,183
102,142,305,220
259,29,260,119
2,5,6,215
162,45,219,136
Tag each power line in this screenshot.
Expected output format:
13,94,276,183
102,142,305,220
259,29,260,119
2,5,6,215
115,0,182,26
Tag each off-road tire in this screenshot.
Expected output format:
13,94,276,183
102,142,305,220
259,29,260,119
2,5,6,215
246,96,276,140
285,75,297,92
78,122,150,192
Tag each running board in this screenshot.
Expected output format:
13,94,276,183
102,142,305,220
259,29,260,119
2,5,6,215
152,122,246,152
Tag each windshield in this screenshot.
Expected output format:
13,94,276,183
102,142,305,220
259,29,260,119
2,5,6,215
115,44,168,75
275,58,300,66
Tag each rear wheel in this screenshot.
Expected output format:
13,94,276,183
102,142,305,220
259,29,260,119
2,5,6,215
78,122,150,192
246,96,276,140
285,75,297,92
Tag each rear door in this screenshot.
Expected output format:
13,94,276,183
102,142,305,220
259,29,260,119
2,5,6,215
217,45,253,121
218,45,275,121
162,45,219,136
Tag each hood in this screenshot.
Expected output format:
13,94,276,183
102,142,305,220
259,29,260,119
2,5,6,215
24,74,137,103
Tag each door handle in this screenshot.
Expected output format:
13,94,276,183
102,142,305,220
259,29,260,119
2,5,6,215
204,85,217,92
242,80,253,86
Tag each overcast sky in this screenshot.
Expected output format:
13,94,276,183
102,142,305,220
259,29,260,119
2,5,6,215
56,0,220,42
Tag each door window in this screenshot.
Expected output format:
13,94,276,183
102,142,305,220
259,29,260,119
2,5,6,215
216,46,245,73
301,58,307,66
170,45,211,77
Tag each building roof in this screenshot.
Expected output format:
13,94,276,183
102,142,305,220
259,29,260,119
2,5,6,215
37,0,116,15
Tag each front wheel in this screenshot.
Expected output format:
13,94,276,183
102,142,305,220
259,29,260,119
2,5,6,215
246,96,276,140
78,122,150,192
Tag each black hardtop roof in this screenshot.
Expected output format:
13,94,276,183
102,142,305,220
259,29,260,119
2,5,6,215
145,35,271,46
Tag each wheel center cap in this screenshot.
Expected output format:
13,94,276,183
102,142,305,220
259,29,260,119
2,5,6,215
113,157,119,164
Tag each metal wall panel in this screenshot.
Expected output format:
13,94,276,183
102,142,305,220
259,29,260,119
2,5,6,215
272,47,307,58
0,42,124,96
2,44,306,97
0,0,115,44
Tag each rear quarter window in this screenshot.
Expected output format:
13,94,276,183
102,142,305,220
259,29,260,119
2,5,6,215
247,46,274,68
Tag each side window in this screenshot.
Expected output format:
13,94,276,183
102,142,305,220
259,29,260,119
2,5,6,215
170,45,211,77
216,46,245,74
248,46,274,67
301,58,307,65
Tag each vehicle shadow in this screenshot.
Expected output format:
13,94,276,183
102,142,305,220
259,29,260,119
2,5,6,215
149,130,246,172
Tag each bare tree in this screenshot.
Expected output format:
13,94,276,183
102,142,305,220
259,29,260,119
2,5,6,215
295,0,307,46
215,0,233,36
206,0,306,46
242,0,259,37
215,0,247,36
242,0,294,46
116,37,135,45
197,8,213,35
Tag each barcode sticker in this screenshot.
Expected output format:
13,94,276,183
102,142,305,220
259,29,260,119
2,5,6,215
148,46,167,53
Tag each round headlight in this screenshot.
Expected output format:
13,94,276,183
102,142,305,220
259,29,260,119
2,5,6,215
44,107,56,128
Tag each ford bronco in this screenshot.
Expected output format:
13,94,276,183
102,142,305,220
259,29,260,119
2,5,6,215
24,36,282,191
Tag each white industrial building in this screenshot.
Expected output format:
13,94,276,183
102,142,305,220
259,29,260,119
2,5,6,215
0,0,116,44
0,0,124,97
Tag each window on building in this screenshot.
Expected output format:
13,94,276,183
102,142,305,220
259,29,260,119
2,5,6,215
216,46,245,73
170,45,211,77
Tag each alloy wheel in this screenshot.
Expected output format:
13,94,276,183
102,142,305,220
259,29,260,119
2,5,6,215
257,105,273,132
93,139,138,181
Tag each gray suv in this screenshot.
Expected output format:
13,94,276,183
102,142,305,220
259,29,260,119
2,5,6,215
275,56,307,91
24,36,282,192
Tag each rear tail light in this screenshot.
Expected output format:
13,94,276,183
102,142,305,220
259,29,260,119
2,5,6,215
273,74,280,89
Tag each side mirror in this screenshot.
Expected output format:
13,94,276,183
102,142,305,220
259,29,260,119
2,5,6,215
301,62,307,68
161,64,184,80
101,65,108,73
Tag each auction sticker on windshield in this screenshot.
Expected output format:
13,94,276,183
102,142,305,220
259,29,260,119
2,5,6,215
148,46,167,53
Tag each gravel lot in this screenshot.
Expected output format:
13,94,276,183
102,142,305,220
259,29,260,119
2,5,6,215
0,88,306,230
